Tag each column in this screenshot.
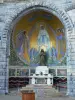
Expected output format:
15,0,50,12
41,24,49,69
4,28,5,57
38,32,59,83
67,29,75,96
32,77,35,85
47,78,50,85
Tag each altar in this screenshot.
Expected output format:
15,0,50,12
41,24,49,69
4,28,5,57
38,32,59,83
30,66,53,86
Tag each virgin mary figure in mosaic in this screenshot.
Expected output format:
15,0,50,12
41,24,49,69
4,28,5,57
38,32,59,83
37,25,51,65
37,25,58,65
37,25,51,53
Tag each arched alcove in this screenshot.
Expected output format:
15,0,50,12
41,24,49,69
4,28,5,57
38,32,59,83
11,9,66,66
7,4,73,67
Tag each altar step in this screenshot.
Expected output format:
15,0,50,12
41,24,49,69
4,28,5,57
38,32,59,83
34,86,63,97
24,85,65,97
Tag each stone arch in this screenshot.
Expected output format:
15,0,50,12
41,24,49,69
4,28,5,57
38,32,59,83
5,2,73,66
2,1,74,94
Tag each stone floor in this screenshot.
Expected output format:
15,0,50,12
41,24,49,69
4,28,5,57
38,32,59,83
0,94,21,100
0,86,74,100
0,94,75,100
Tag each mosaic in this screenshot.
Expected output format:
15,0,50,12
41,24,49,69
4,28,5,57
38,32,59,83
11,11,67,66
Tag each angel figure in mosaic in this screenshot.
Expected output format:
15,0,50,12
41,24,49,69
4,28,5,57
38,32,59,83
16,30,29,56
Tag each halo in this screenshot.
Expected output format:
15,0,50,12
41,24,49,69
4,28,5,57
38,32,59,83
40,45,47,52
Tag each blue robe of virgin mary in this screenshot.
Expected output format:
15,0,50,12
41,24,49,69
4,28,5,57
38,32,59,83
37,27,51,56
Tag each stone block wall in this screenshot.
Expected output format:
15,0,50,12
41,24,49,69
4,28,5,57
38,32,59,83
4,0,21,1
0,15,8,93
67,68,75,96
66,10,75,96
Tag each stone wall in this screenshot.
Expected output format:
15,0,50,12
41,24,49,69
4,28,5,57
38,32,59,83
66,9,75,96
4,0,23,1
0,0,73,12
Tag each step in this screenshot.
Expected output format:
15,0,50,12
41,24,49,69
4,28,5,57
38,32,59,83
22,85,64,97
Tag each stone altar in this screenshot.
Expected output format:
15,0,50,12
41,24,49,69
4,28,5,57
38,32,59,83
30,66,53,86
